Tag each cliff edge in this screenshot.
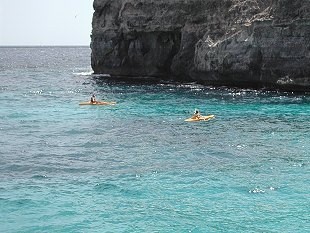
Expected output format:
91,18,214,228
91,0,310,91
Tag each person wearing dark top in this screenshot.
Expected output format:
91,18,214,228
90,94,96,103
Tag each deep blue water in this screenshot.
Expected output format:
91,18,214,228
0,47,309,232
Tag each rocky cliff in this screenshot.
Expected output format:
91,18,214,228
91,0,310,91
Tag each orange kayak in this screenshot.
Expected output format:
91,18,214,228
79,101,116,106
185,115,215,122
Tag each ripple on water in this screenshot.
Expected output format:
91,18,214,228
94,183,119,192
31,174,48,180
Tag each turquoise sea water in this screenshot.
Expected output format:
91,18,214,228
0,47,309,232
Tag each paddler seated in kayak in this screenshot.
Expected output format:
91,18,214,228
191,109,202,119
90,94,97,104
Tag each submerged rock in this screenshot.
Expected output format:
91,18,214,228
91,0,310,91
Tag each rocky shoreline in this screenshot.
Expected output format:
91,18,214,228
91,0,310,91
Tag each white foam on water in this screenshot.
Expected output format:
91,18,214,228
73,71,93,76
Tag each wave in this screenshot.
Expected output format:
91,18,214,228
73,71,93,76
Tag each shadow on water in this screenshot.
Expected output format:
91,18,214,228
89,74,310,102
90,74,310,95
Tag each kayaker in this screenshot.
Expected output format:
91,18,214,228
90,94,97,104
192,109,201,119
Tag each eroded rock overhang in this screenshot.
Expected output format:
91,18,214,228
91,0,310,91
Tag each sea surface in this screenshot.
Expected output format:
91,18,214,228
0,46,309,233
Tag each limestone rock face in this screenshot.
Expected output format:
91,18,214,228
91,0,310,91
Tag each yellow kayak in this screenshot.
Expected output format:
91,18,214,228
185,115,215,122
79,101,116,106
